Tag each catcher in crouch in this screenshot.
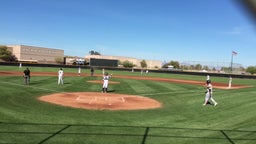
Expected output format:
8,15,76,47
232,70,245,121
102,72,112,93
203,80,218,106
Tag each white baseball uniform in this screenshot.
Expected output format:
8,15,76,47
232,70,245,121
58,69,64,85
206,75,210,81
78,67,81,76
204,83,217,106
102,74,111,93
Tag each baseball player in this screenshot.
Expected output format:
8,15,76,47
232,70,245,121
90,67,94,76
203,80,218,106
206,75,210,81
78,67,81,76
102,72,112,93
228,76,232,88
23,67,30,85
58,68,64,85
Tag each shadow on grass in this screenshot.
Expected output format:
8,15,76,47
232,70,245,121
0,122,255,144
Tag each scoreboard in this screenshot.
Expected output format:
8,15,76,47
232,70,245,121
90,58,118,67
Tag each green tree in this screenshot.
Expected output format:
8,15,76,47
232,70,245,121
0,45,17,62
122,60,134,68
246,66,256,74
195,64,202,70
140,60,147,68
170,61,180,69
162,60,180,69
180,64,189,70
203,65,209,70
162,63,169,68
89,50,101,55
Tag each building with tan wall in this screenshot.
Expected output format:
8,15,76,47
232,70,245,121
85,55,162,69
7,45,64,64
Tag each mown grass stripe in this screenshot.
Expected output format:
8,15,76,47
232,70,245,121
0,81,59,93
1,66,256,144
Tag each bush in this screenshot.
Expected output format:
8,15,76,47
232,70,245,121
246,66,256,74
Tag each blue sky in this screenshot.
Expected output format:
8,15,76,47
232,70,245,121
1,0,256,67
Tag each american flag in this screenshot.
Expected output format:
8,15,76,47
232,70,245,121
232,51,237,56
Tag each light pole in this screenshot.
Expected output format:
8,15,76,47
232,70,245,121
230,51,237,73
229,51,237,88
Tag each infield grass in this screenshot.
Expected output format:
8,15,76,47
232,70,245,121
0,65,255,143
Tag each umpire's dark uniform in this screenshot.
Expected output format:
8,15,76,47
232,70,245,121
24,68,30,85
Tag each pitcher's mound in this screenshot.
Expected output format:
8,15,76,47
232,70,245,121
39,92,162,110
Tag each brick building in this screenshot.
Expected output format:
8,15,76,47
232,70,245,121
7,45,64,64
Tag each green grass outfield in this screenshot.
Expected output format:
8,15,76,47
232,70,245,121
0,65,255,144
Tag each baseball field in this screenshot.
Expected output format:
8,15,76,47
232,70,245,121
0,65,255,144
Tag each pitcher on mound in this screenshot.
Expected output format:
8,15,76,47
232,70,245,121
102,72,112,93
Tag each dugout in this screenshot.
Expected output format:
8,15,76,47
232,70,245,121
89,58,118,67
